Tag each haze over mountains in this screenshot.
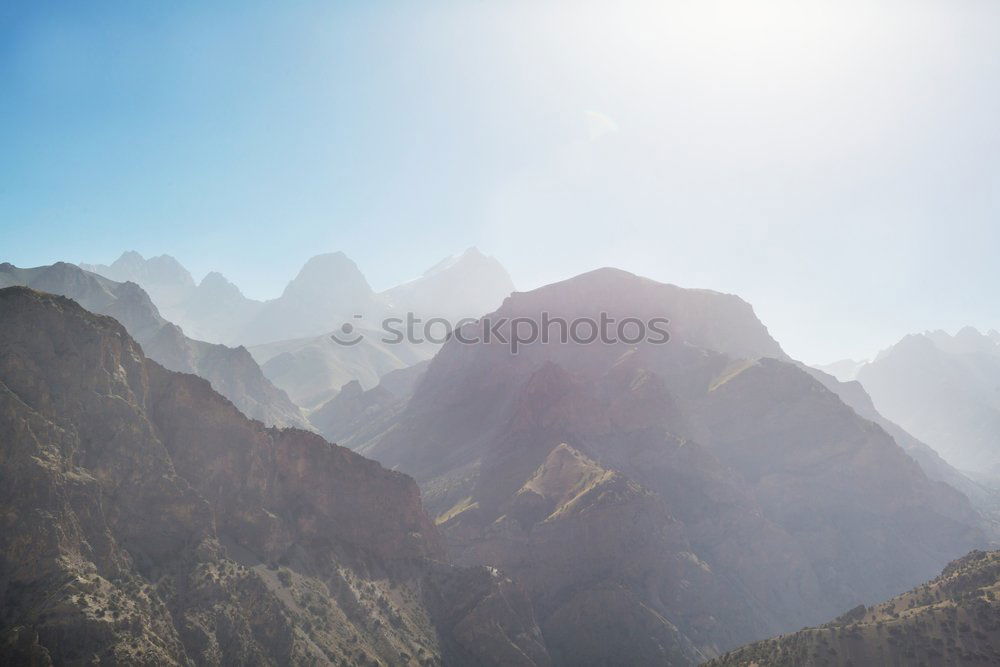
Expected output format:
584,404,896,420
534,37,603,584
6,253,1000,665
82,247,515,347
82,248,515,411
819,328,1000,480
322,268,988,663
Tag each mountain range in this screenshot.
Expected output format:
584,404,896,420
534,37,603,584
82,248,515,410
322,268,988,663
82,247,515,347
6,256,1000,665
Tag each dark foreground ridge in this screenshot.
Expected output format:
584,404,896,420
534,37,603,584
0,286,549,665
707,550,1000,666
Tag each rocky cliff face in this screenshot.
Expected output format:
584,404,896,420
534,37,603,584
708,550,1000,666
0,287,549,666
0,262,308,429
338,268,985,664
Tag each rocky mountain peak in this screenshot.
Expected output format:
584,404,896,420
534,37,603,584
283,252,371,297
108,250,196,288
197,270,244,298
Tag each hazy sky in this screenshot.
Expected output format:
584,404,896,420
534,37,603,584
3,0,999,364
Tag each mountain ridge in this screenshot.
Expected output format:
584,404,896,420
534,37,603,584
707,549,1000,666
0,262,308,429
0,285,550,666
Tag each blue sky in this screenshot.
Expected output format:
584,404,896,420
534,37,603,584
3,0,1000,363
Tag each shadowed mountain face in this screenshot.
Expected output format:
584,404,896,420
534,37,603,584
0,262,308,429
310,362,431,447
0,287,550,666
334,268,984,664
855,329,1000,476
708,549,1000,666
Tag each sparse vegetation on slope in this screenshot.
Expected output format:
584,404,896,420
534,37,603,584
707,550,1000,666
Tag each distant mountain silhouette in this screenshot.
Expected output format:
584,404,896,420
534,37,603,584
852,328,1000,477
81,250,515,408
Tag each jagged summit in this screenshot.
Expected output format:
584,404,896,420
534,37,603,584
283,251,368,293
196,270,246,298
86,250,196,288
79,247,516,348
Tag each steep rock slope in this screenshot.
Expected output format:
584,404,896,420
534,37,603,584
0,287,549,666
341,268,984,664
0,262,307,429
708,550,1000,666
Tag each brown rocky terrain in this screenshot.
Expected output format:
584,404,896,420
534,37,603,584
0,261,308,429
708,549,1000,666
334,268,986,664
0,286,549,665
